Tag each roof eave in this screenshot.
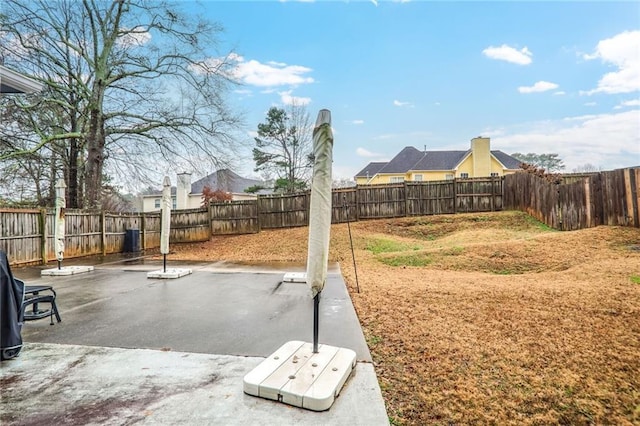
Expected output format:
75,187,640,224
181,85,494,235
0,65,43,94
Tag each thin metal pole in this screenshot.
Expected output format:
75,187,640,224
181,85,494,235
344,195,360,293
57,260,61,270
313,292,320,353
163,253,167,273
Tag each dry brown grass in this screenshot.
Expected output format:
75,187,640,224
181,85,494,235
168,211,640,425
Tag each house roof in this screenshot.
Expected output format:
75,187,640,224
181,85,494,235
378,146,424,174
413,150,469,171
491,151,522,169
354,162,388,178
191,169,268,194
355,145,522,178
0,65,43,94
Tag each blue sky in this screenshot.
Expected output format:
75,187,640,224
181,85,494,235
190,0,639,179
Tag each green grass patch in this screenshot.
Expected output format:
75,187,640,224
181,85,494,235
631,275,640,284
379,253,432,267
367,335,383,345
523,214,555,231
444,246,464,256
366,238,421,254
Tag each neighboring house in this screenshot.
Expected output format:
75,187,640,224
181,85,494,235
0,65,43,94
141,169,271,212
355,137,521,185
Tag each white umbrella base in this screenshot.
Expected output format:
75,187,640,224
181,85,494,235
146,268,192,279
282,272,306,283
41,265,94,276
243,340,356,412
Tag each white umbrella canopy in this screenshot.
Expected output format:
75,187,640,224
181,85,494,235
160,176,171,256
306,109,333,298
54,179,66,265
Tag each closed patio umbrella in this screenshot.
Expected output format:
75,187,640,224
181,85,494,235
306,109,333,353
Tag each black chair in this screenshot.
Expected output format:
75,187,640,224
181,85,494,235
21,282,61,326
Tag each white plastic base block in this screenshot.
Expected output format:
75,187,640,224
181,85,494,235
41,265,94,276
243,340,356,412
283,272,307,283
146,268,192,279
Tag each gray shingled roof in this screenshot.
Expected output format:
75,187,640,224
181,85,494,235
413,151,469,170
378,146,424,174
355,146,522,178
354,162,388,178
191,169,266,194
492,151,522,169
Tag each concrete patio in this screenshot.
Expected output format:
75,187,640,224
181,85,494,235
1,257,388,425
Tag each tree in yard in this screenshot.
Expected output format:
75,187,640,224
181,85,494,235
252,103,313,193
200,185,232,207
0,0,241,208
511,152,566,173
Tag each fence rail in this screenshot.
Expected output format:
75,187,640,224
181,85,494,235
2,172,635,266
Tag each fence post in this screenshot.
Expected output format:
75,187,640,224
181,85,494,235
404,181,409,217
101,210,107,256
624,168,637,227
453,178,457,214
140,213,146,250
40,208,48,265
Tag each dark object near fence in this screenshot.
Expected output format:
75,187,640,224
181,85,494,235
124,228,140,252
0,251,24,360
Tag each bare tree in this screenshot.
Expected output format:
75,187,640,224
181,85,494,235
252,102,313,193
0,0,241,208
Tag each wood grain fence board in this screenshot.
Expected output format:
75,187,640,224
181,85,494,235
331,188,358,223
0,209,42,265
258,193,309,229
357,184,406,219
171,208,211,242
210,201,259,235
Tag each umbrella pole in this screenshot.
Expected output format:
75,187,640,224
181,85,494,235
163,254,167,273
313,292,320,353
57,260,61,270
344,196,360,293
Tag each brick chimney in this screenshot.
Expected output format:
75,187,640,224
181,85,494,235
471,137,491,177
176,172,191,210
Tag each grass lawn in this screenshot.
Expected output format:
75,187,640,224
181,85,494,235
170,211,640,425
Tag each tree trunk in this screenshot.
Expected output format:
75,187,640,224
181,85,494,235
85,83,106,209
68,137,79,208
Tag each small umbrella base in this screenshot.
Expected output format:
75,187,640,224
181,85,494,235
146,268,192,279
244,340,356,412
41,266,94,276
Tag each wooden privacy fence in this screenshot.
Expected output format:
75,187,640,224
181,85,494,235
0,208,209,266
503,167,639,230
208,177,503,233
4,172,633,265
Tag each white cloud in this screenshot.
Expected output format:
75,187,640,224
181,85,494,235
518,81,559,94
279,90,311,106
553,91,566,96
583,30,640,95
351,120,364,125
356,147,383,158
192,54,314,88
584,102,597,106
371,0,378,6
492,109,640,171
393,99,413,107
482,44,532,65
622,99,640,107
